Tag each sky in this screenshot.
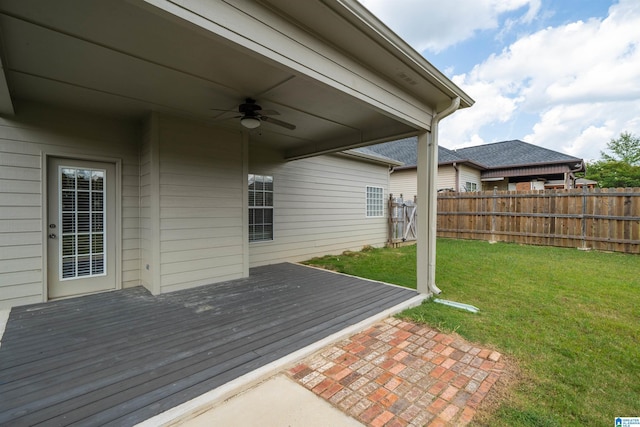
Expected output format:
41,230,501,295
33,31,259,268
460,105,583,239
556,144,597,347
359,0,640,161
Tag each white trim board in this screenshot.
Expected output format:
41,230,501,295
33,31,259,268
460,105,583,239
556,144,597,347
0,309,10,349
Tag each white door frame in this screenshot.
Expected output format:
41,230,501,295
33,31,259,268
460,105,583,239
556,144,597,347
43,153,123,301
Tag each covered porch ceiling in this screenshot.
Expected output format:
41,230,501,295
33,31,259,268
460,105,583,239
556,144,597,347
0,0,472,160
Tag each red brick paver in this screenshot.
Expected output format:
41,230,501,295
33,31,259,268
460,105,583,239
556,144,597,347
288,318,506,426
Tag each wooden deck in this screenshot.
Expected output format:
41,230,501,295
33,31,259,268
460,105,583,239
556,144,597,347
0,263,417,426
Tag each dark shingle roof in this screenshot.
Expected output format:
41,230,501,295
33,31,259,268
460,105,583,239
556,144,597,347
366,137,467,168
365,137,418,165
367,138,584,170
455,140,582,168
439,146,466,164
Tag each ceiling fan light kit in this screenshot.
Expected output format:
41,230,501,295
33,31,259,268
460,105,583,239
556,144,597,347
213,98,296,130
240,116,261,129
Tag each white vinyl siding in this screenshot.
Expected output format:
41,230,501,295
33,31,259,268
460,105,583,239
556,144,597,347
459,165,481,192
391,165,483,197
0,103,140,309
437,166,457,191
156,115,245,294
389,169,417,200
248,149,389,266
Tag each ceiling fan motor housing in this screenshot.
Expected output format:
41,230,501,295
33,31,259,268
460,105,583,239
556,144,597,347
239,98,261,117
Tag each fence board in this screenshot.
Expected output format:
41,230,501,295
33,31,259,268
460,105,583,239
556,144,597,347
389,188,640,254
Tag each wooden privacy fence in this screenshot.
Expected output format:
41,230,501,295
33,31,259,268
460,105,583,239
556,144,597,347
437,187,640,254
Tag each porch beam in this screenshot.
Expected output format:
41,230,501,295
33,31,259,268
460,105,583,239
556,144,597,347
284,130,420,161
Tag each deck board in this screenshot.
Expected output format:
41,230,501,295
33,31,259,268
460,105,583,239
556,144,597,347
0,263,417,426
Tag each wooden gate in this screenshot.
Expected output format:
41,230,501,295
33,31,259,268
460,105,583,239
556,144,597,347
388,194,417,246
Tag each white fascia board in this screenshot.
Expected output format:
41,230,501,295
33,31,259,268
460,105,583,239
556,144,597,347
139,0,433,129
333,0,474,110
339,149,403,167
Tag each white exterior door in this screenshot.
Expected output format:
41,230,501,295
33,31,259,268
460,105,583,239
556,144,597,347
47,158,117,299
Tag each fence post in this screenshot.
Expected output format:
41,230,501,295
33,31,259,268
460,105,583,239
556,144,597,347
490,187,497,243
388,193,393,246
580,185,589,250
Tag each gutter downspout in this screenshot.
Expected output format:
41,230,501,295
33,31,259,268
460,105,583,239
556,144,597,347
425,97,460,295
452,162,459,191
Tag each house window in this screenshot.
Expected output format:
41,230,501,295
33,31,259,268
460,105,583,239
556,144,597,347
366,186,384,217
248,174,273,242
465,182,478,192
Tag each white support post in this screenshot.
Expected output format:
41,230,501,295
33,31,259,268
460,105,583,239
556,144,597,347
416,131,438,295
416,132,431,295
416,97,460,296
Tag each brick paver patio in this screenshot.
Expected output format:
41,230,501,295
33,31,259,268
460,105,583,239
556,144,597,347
288,318,506,426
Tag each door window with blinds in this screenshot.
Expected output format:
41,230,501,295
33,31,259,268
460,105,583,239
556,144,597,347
248,174,273,242
59,167,106,279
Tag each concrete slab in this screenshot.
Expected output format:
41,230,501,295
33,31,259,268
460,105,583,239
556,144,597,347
178,375,364,427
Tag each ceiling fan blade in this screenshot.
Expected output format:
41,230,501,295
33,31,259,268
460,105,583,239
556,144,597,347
261,116,296,130
209,107,236,112
257,109,280,116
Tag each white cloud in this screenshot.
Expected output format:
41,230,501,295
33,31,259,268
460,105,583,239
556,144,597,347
439,78,522,148
441,0,640,160
359,0,540,53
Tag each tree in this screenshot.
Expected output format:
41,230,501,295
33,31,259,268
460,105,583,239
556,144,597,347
584,132,640,188
601,132,640,166
585,160,640,188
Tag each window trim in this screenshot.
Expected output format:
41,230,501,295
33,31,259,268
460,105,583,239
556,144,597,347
248,174,274,243
366,185,384,218
465,181,478,192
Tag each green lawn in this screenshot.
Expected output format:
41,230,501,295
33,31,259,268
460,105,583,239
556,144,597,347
304,239,640,426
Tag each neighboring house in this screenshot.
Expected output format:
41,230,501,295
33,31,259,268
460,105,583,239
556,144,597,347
367,138,484,197
368,138,586,198
0,0,473,308
546,178,597,190
456,140,586,191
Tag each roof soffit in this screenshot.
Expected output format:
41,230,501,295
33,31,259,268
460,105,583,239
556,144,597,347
149,0,437,128
262,0,473,110
0,0,472,159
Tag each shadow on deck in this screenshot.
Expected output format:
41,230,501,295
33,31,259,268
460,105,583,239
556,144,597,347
0,263,419,426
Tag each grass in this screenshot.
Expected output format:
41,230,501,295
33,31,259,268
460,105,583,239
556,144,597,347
304,239,640,426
